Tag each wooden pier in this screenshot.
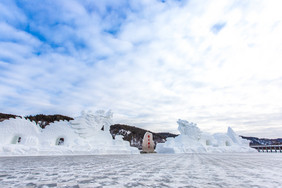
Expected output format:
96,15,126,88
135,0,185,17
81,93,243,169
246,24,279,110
251,145,282,152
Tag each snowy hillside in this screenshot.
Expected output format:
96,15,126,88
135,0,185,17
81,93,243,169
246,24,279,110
241,136,282,145
0,113,74,129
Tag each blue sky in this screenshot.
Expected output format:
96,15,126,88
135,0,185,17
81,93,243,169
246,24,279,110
1,0,282,138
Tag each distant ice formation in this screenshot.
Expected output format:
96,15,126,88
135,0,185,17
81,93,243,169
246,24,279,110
0,110,139,156
156,119,256,153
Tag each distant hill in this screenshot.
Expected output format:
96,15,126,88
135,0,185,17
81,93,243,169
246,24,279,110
110,124,178,150
0,113,21,122
240,136,282,146
24,114,74,128
0,112,73,129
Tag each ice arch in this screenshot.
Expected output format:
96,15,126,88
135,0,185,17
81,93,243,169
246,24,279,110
206,140,212,146
11,135,22,144
55,137,65,145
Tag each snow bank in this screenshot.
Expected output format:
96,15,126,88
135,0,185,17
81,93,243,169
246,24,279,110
156,119,256,153
0,110,139,156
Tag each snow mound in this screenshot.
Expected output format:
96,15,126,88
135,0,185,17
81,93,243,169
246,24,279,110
156,119,256,153
0,110,139,156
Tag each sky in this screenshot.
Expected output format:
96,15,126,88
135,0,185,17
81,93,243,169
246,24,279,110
1,0,282,138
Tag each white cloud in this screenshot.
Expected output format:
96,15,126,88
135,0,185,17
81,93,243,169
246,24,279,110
0,0,282,138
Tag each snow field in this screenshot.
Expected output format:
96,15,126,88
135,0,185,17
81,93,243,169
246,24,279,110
0,153,281,187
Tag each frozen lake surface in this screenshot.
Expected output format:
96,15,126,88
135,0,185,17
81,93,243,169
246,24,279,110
0,153,281,188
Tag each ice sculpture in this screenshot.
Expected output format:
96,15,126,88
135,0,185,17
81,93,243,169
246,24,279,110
0,117,40,145
70,110,113,138
0,110,139,156
156,119,256,153
177,119,201,140
227,127,242,144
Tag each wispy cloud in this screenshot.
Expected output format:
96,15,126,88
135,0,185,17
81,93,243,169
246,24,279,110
1,0,282,138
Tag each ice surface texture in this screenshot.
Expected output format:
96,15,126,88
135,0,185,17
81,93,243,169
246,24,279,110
0,153,281,188
0,110,139,156
156,119,256,153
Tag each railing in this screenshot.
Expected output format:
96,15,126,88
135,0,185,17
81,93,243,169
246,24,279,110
251,145,282,152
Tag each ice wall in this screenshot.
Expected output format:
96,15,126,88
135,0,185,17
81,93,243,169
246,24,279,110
0,110,139,156
156,119,256,153
0,118,40,145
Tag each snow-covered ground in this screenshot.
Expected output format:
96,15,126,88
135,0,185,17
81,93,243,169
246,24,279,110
0,153,281,187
